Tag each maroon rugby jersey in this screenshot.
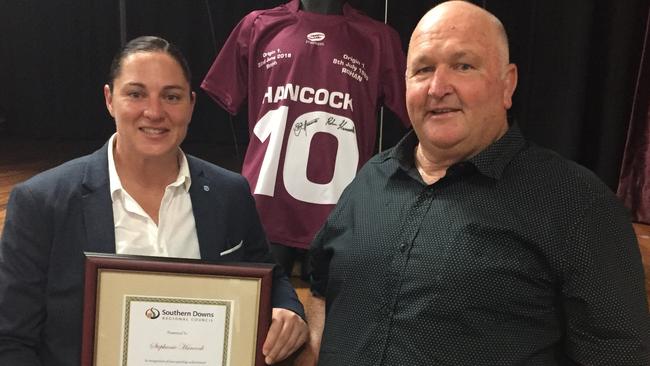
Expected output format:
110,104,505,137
202,0,409,249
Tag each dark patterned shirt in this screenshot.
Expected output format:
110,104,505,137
311,126,650,365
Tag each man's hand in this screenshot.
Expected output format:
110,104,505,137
262,308,308,364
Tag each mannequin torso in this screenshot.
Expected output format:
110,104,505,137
300,0,345,15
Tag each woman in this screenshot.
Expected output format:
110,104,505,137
0,36,307,366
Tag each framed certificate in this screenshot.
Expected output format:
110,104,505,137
81,253,273,366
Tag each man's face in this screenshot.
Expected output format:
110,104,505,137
104,51,195,162
405,5,517,160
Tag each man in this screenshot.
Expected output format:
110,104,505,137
304,1,650,365
0,36,306,365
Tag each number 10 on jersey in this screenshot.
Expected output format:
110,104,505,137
253,106,360,205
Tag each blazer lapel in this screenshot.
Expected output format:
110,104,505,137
188,158,220,262
80,144,116,254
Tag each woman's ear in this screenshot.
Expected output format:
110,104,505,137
104,84,115,117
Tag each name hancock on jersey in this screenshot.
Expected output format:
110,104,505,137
262,84,354,111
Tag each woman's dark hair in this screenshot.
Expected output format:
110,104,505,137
107,36,192,91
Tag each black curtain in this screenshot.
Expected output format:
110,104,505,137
618,7,650,224
0,0,647,189
0,0,118,140
498,0,646,189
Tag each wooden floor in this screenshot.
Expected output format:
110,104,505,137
0,138,649,351
0,138,100,234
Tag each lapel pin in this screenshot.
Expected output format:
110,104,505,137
203,185,210,192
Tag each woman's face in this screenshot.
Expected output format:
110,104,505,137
104,51,195,163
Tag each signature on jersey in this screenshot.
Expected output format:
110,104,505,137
293,118,319,136
293,116,356,137
326,117,355,133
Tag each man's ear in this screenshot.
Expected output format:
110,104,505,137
502,63,518,110
104,84,115,117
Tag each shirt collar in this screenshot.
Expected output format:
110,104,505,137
391,129,419,172
107,133,192,202
389,124,527,180
173,151,192,191
467,125,526,179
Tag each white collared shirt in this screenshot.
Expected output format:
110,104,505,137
108,133,200,259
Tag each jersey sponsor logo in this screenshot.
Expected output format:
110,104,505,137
262,84,353,111
306,32,326,46
307,32,325,42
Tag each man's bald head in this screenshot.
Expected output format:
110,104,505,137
410,1,510,65
404,0,518,164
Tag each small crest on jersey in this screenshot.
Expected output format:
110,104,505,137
307,32,326,42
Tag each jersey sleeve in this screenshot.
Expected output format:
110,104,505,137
379,26,410,127
201,12,256,115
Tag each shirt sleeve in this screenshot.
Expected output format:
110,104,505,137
379,26,410,127
201,12,256,115
0,185,50,365
561,183,650,365
309,185,353,298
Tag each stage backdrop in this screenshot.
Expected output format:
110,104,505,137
0,0,647,190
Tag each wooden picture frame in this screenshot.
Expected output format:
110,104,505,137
81,252,273,366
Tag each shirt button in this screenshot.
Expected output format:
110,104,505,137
399,243,407,252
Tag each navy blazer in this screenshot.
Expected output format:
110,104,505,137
0,143,303,366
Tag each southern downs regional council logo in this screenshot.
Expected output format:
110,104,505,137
145,307,160,319
306,32,325,46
